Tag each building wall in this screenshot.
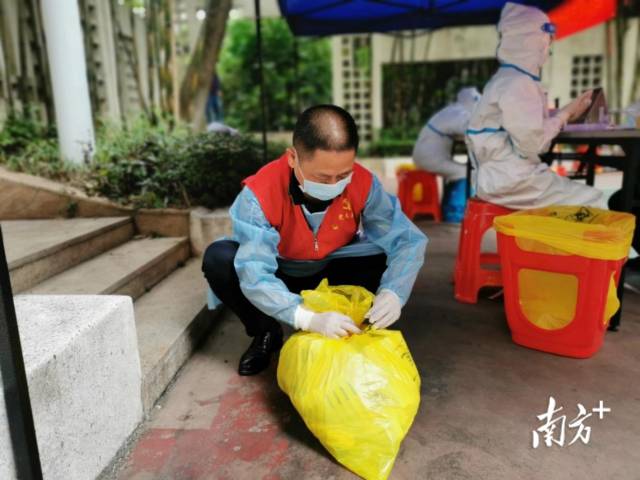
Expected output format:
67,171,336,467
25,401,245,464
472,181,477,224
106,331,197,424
86,0,121,121
370,25,498,135
0,0,49,120
231,0,281,19
0,0,165,125
332,35,374,143
621,18,640,108
333,26,501,138
333,22,639,139
0,0,20,119
542,26,607,106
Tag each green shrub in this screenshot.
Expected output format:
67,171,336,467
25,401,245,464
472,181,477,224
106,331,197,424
365,126,420,157
88,118,281,209
0,112,56,157
1,113,288,209
219,18,331,132
4,138,74,180
172,132,272,209
0,114,77,181
86,118,188,207
368,138,416,157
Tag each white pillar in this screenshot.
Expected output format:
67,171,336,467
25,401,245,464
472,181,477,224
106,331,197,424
41,0,95,165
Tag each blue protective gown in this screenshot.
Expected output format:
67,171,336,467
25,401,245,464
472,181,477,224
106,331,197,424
207,175,428,326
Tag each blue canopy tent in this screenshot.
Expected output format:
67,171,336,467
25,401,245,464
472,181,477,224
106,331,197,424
277,0,563,36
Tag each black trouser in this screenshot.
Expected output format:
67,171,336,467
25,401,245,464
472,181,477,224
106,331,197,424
202,240,387,337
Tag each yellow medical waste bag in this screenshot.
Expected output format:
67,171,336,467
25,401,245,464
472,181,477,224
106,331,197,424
277,280,421,480
493,206,635,260
494,206,635,330
298,278,373,326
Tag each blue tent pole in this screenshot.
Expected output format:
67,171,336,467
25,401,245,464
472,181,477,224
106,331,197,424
0,226,43,479
254,0,268,163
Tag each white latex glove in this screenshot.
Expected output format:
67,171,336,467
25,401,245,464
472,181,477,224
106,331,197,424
294,305,360,338
558,90,592,124
365,289,402,329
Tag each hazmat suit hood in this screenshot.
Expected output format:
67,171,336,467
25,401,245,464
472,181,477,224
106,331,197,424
456,87,482,112
497,2,553,78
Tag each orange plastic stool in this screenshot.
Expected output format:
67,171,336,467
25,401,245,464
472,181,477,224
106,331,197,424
497,233,625,358
454,198,514,303
397,170,441,221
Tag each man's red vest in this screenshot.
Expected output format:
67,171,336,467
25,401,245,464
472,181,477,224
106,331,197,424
242,153,373,260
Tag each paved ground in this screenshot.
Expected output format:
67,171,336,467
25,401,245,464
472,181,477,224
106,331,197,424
110,221,640,480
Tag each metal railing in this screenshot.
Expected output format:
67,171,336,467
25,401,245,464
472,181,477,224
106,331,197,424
0,226,43,479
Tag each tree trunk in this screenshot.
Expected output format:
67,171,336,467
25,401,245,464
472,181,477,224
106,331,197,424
615,15,626,111
605,20,618,112
128,7,149,116
631,28,640,102
16,1,33,115
153,0,170,119
29,0,55,124
622,7,640,107
178,0,231,127
0,0,18,114
109,0,126,124
78,0,101,126
164,0,179,120
144,0,158,124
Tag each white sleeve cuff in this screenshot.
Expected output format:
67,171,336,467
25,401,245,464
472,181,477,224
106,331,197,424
293,305,314,330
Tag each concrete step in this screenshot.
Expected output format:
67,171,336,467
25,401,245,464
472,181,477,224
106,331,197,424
3,296,142,480
26,237,190,300
2,217,134,293
133,257,218,412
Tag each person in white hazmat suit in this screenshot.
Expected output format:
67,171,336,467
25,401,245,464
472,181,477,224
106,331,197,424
413,87,481,182
466,2,602,210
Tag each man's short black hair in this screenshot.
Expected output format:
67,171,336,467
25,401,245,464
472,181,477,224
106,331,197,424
292,104,359,158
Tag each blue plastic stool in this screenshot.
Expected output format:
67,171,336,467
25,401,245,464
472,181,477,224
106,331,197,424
442,178,468,223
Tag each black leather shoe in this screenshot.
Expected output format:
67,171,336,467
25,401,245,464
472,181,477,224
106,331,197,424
238,330,283,376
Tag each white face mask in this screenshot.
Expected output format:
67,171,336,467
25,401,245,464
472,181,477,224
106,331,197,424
295,154,352,201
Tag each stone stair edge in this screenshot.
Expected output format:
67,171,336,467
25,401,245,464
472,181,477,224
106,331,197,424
7,217,133,270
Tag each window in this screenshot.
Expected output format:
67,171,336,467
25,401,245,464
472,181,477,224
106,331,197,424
338,34,373,144
570,55,603,99
382,57,497,132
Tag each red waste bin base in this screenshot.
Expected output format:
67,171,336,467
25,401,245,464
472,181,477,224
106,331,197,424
497,232,625,359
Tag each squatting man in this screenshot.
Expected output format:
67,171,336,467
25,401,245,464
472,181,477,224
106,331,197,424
203,105,428,376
